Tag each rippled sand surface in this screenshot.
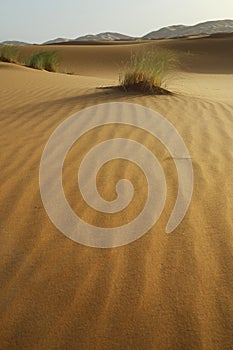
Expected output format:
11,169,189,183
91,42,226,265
0,35,233,349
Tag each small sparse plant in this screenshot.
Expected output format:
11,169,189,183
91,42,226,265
0,45,19,63
119,49,179,94
26,51,59,72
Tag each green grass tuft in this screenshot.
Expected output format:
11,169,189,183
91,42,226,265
0,45,19,63
119,49,179,93
26,51,59,72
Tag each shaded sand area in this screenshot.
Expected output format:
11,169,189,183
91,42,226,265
0,35,233,349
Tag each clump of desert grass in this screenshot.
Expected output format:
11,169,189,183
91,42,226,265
0,47,62,74
119,49,179,94
26,51,59,72
0,45,19,63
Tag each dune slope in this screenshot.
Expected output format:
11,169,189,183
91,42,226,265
0,37,233,350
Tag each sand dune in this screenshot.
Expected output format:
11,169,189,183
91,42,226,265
0,35,233,350
17,34,233,77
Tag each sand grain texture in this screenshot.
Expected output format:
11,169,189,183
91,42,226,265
0,36,233,350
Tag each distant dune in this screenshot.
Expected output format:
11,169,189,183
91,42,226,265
43,37,70,45
75,32,134,41
16,33,233,77
0,40,33,46
143,19,233,39
1,19,233,45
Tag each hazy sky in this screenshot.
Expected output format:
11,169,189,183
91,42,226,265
1,0,233,43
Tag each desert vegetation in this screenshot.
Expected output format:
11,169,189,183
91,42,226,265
26,51,59,72
0,45,19,63
119,49,179,93
0,46,59,72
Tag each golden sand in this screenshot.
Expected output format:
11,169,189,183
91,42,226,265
0,35,233,349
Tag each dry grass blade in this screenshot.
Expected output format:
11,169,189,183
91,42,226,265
26,51,59,72
119,49,179,94
0,45,19,63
